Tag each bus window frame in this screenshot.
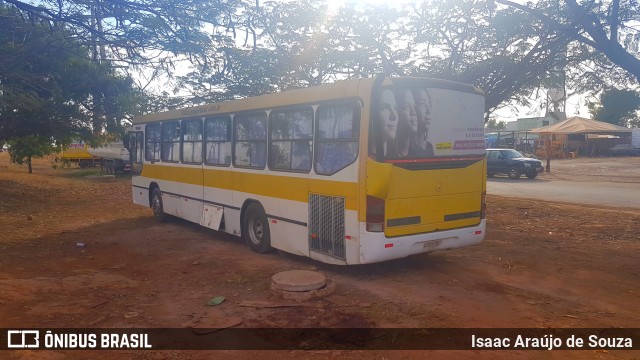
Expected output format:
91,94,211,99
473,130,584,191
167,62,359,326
180,118,203,165
313,101,361,176
232,111,268,170
268,106,314,174
204,115,232,167
161,120,181,163
145,123,161,162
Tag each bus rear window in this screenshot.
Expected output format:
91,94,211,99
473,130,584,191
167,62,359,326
370,86,485,161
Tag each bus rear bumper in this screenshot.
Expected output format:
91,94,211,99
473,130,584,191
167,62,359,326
358,220,486,264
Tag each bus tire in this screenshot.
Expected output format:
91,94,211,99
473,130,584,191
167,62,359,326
243,203,271,254
151,187,167,223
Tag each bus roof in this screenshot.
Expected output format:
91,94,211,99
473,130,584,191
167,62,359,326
132,76,483,124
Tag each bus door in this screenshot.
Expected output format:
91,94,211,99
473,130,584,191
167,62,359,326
127,130,149,207
179,119,205,225
201,116,232,232
128,131,144,176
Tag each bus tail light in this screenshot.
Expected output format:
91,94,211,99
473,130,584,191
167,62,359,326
481,191,486,219
366,196,385,232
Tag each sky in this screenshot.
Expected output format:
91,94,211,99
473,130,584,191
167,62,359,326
495,93,593,123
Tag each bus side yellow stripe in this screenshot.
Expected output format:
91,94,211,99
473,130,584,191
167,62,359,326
142,164,203,185
141,164,359,210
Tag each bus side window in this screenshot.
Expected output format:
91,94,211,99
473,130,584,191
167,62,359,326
161,121,181,162
145,123,161,162
315,103,360,175
234,112,267,169
204,116,231,166
269,108,313,172
181,119,203,164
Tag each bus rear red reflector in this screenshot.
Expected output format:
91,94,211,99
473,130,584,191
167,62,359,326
366,196,385,232
345,235,351,240
475,231,482,235
385,243,394,248
271,219,277,224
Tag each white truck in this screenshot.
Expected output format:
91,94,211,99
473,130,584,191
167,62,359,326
88,141,130,174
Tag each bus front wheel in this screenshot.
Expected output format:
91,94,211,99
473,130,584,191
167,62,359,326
151,188,167,223
243,203,271,254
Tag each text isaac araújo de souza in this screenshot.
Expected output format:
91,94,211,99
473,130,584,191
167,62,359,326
471,334,633,350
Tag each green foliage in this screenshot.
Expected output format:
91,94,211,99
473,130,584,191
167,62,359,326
177,0,620,116
407,0,573,113
497,0,640,92
7,136,58,164
0,4,144,154
3,0,640,125
6,135,61,173
588,89,640,127
485,119,507,131
180,0,569,112
178,1,411,104
2,0,233,71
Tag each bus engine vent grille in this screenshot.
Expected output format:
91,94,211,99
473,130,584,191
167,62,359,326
309,194,346,260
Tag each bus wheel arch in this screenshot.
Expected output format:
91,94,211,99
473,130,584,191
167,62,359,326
241,200,272,254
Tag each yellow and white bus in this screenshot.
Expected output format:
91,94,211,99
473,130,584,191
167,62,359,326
127,76,486,265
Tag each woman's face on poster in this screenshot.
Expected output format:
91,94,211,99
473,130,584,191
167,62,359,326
398,89,418,133
379,89,398,142
414,88,431,134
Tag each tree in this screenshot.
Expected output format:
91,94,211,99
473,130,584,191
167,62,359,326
485,119,507,131
177,1,413,103
0,5,143,172
5,0,637,128
6,136,59,174
178,0,593,118
407,0,575,115
496,0,640,86
1,0,233,67
1,0,237,131
588,88,640,127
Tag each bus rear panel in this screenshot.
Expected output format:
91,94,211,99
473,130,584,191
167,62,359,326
361,78,486,263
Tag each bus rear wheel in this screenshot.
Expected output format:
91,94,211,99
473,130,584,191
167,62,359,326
243,203,271,254
151,188,167,223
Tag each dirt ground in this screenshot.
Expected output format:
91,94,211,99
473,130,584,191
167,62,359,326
1,152,639,359
535,156,640,183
